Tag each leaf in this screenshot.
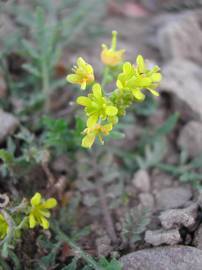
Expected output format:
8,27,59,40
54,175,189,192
98,257,123,270
0,150,14,165
61,258,78,270
122,206,151,245
22,63,41,78
155,112,179,138
136,137,167,170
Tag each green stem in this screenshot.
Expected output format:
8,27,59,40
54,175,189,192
101,67,109,88
53,225,103,270
16,217,28,230
42,57,50,113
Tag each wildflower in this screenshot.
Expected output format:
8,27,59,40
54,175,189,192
0,213,8,239
82,123,113,148
116,62,151,101
29,192,57,230
77,83,118,127
116,56,162,101
66,57,94,90
135,54,162,96
101,31,125,67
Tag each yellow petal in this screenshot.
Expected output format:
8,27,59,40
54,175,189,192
136,55,145,73
148,88,159,96
77,57,86,67
103,123,113,132
92,83,102,99
106,106,118,116
151,73,162,82
76,96,91,106
132,89,145,101
82,134,95,148
29,214,36,229
116,80,123,89
40,217,49,229
66,74,79,84
43,198,57,209
123,62,132,73
31,192,41,206
87,114,98,127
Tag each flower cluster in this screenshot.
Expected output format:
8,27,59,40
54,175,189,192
66,31,162,148
29,192,57,229
0,193,57,242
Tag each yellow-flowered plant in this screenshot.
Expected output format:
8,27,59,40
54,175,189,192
28,192,57,229
0,193,57,256
101,31,125,67
0,213,8,240
66,31,162,148
77,83,118,128
82,123,113,148
66,57,94,90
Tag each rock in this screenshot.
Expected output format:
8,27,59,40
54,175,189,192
193,224,202,250
120,246,202,270
157,11,202,64
159,204,198,229
160,60,202,121
96,235,112,257
177,121,202,158
0,110,19,143
145,229,181,246
132,170,151,193
155,187,192,210
139,193,154,209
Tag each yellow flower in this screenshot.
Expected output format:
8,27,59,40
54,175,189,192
101,31,125,67
0,213,8,240
29,193,57,230
77,83,118,128
135,55,162,97
66,57,94,90
82,123,113,148
116,56,162,101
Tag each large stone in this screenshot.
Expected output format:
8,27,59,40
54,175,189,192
145,229,181,246
0,110,19,143
159,204,198,229
120,246,202,270
155,187,192,210
160,60,202,121
177,121,202,158
157,11,202,63
132,170,151,193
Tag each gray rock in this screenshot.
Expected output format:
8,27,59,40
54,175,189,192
120,246,202,270
96,235,112,257
193,224,202,250
155,187,192,210
132,170,151,193
159,204,198,229
0,110,19,143
157,12,202,64
177,121,202,158
145,229,181,246
139,193,154,210
160,60,202,121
